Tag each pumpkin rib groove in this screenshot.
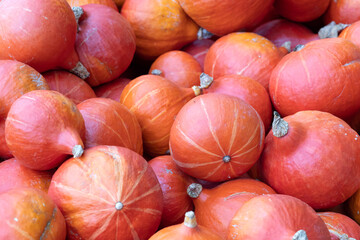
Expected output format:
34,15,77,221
144,132,170,144
124,184,161,206
115,213,120,240
236,56,259,76
232,143,261,159
126,207,162,215
299,51,311,85
113,110,133,145
121,78,148,103
231,123,260,156
272,56,292,103
203,162,224,179
5,220,35,240
172,157,222,168
120,211,140,240
129,88,164,112
121,163,148,203
227,108,239,154
65,208,114,221
88,211,116,240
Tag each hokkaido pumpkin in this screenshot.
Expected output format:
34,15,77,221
0,188,66,240
227,194,331,240
48,145,163,240
318,212,360,240
348,189,360,224
169,93,265,182
339,20,360,48
94,77,131,101
182,39,215,70
324,0,360,24
66,0,118,11
149,211,222,240
5,90,85,170
77,98,143,154
259,111,360,209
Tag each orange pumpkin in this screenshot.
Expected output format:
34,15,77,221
324,0,360,24
94,77,131,101
318,212,360,239
339,20,360,48
66,0,118,11
348,189,360,224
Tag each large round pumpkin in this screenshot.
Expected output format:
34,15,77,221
0,188,66,240
259,111,360,209
48,145,163,240
169,93,265,182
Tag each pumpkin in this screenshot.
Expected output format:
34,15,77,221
43,70,96,104
188,178,275,238
121,0,199,60
204,32,284,90
269,38,360,119
254,19,319,50
66,0,118,11
76,4,136,86
274,0,330,22
0,60,49,159
318,212,360,240
77,97,143,154
259,111,360,209
0,188,66,240
149,155,196,227
149,51,202,88
169,93,265,182
94,77,131,101
0,158,53,194
177,0,274,36
0,0,87,76
120,74,204,156
348,189,360,224
324,0,360,24
48,145,163,240
5,90,85,170
182,39,215,70
339,20,360,48
149,211,222,240
227,194,331,240
203,74,273,132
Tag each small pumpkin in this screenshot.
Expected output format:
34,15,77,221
94,77,131,101
318,212,360,240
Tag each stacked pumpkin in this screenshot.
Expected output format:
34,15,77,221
2,0,360,239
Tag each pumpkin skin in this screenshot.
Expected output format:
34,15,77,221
77,98,143,154
48,145,163,240
0,188,66,240
324,0,360,24
94,77,131,101
259,111,360,209
203,74,273,132
0,158,53,194
149,211,222,240
5,90,85,170
182,39,215,70
254,19,319,50
169,93,265,182
191,179,275,238
120,75,198,156
318,212,360,240
270,38,360,119
227,194,331,240
121,0,199,60
67,0,118,11
348,189,360,224
149,155,196,227
339,21,360,48
43,70,96,104
0,0,80,73
274,0,330,22
76,4,136,86
149,51,202,88
177,0,274,36
204,32,284,90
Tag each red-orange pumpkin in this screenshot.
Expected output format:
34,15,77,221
5,90,85,170
204,32,284,90
324,0,360,24
76,4,136,86
177,0,274,36
0,188,66,240
77,97,143,154
121,0,199,60
149,155,196,227
339,20,360,48
227,194,331,240
169,93,265,182
270,38,360,119
0,0,84,74
0,158,53,194
348,189,360,224
149,211,222,240
259,111,360,209
67,0,118,11
182,39,215,70
120,75,201,156
149,51,202,88
94,77,131,101
188,179,275,238
48,145,163,240
318,212,360,240
43,70,96,104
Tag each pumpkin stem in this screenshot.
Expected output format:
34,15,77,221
292,230,308,240
197,28,213,40
191,73,214,96
70,62,90,79
72,145,84,158
293,44,305,52
184,211,198,228
151,69,162,76
318,21,349,39
272,111,289,138
72,6,84,32
281,41,291,52
187,183,203,199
